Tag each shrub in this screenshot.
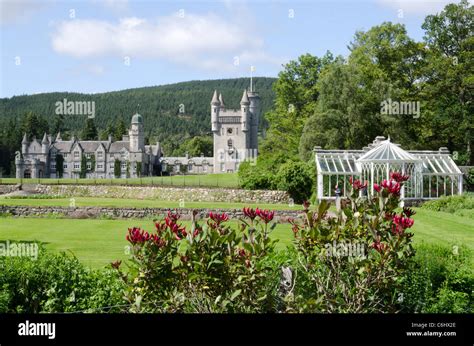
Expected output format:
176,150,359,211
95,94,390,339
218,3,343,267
238,161,275,190
116,208,280,313
0,247,125,313
288,172,416,313
275,161,314,203
397,243,473,313
421,193,474,213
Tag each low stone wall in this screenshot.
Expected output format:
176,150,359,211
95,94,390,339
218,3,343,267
0,205,303,221
32,184,290,204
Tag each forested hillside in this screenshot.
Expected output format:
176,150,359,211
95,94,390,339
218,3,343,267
0,77,276,176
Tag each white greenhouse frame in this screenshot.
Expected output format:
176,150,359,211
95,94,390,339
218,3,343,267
314,137,463,202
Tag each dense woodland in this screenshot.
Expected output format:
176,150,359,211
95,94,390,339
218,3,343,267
239,1,473,198
0,78,276,176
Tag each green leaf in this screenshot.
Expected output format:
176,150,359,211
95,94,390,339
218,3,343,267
230,289,242,301
177,240,190,256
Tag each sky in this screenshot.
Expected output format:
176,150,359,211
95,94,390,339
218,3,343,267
0,0,460,97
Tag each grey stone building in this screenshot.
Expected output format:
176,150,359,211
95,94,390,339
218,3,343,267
16,113,162,179
15,86,260,179
211,88,260,173
15,86,260,178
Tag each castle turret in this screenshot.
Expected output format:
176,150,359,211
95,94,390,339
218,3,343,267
211,90,220,133
218,93,225,110
21,133,28,154
55,132,62,142
130,113,144,152
41,133,49,154
240,89,250,132
247,90,260,150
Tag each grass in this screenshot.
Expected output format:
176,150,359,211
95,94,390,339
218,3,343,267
0,173,240,188
0,208,472,269
0,197,303,211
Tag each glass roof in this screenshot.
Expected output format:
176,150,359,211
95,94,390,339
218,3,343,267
357,139,419,162
315,150,462,175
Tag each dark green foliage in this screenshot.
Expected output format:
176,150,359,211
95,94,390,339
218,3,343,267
422,193,474,218
275,161,314,203
0,248,125,313
80,154,87,178
82,118,98,140
114,159,121,178
55,154,64,178
398,244,473,313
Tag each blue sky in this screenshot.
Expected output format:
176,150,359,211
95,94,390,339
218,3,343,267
0,0,458,97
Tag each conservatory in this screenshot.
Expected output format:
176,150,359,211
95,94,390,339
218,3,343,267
314,136,463,201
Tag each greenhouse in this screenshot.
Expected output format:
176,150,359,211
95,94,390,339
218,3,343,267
314,136,463,201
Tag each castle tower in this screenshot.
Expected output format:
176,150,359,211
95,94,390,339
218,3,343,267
211,90,220,133
247,90,260,151
211,85,260,173
21,133,28,154
129,113,144,152
41,133,49,155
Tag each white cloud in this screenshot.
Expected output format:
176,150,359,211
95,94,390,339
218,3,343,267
376,0,461,16
51,13,284,71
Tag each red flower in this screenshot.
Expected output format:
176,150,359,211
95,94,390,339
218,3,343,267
392,214,415,235
349,176,368,191
154,221,167,234
243,207,257,220
126,227,150,244
208,212,229,225
390,172,410,183
371,238,388,253
373,183,381,192
381,179,401,196
192,226,201,237
256,208,275,224
167,210,180,222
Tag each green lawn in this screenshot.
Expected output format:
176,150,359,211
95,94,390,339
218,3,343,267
0,173,239,188
0,197,304,211
0,209,472,269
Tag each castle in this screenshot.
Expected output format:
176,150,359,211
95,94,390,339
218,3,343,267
15,87,260,178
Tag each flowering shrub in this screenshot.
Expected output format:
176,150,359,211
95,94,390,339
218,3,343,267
288,172,416,313
117,209,279,312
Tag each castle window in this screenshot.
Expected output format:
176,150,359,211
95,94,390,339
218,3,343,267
51,163,56,169
188,164,193,172
121,162,127,170
97,152,103,159
87,162,92,170
85,153,92,159
74,163,80,169
97,164,103,169
63,163,68,169
227,139,233,148
227,128,233,135
63,153,68,159
74,151,80,159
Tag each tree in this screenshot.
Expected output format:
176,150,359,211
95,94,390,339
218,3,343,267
114,159,121,178
421,0,473,163
82,118,98,140
114,119,127,141
21,112,49,141
275,161,314,203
